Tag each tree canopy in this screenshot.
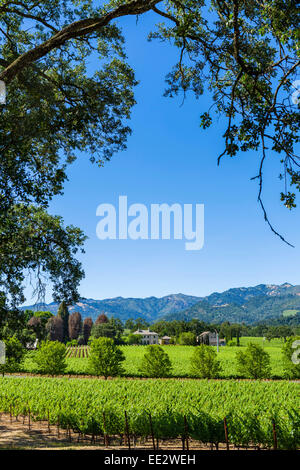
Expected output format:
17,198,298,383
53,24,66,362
88,336,125,378
0,0,299,308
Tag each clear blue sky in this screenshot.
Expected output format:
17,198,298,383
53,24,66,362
24,11,300,304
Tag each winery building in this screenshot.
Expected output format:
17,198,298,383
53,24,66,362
133,329,159,345
198,331,226,346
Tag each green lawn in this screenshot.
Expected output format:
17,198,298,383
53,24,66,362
22,336,287,378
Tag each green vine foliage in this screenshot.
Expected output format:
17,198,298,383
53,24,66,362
0,377,299,449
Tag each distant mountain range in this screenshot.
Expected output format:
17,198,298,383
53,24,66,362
22,283,300,325
22,294,200,323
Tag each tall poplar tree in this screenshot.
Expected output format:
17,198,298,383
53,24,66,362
57,301,69,343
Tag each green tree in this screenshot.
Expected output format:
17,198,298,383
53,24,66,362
91,316,124,343
236,343,271,379
281,336,300,379
23,310,35,323
132,318,150,331
0,299,43,348
267,326,294,342
230,324,242,346
109,317,124,344
91,322,116,339
139,345,172,378
188,319,208,337
127,333,142,345
33,311,54,324
57,301,69,343
34,340,67,376
124,319,135,331
0,206,86,308
88,337,125,379
278,326,294,342
0,336,25,376
0,300,35,347
27,310,54,342
220,322,233,344
179,332,196,346
0,1,137,306
149,0,300,245
190,345,222,378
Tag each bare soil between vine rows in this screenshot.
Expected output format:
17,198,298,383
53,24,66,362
0,414,261,451
3,372,300,382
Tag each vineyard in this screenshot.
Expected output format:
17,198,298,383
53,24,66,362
0,377,299,450
66,346,89,359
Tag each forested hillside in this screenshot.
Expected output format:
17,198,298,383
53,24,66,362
22,283,300,325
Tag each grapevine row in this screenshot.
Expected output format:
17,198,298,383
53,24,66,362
66,346,89,359
0,377,298,449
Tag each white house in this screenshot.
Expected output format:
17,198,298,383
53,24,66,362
133,329,159,345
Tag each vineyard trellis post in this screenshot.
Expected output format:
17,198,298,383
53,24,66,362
149,413,156,450
47,409,51,433
272,419,278,450
103,411,109,446
184,415,189,451
57,410,60,437
224,417,229,450
124,410,130,450
28,406,31,430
